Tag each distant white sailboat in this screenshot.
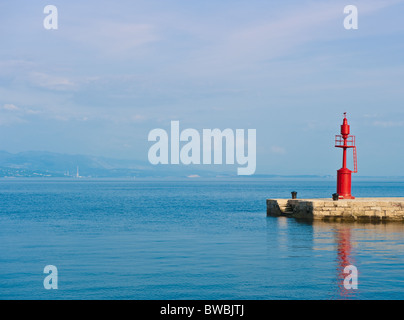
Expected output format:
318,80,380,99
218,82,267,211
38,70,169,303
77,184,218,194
76,166,81,178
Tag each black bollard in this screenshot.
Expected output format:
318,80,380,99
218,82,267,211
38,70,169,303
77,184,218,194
291,191,297,199
332,193,339,201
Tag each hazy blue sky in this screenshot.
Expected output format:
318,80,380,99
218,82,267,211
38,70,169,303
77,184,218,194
1,0,403,175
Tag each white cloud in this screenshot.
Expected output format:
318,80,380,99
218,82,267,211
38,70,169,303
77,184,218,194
0,115,26,126
2,104,20,111
0,104,25,125
67,21,159,57
1,102,43,115
271,146,286,154
167,0,404,77
0,60,36,74
28,72,76,91
373,120,404,127
131,114,147,122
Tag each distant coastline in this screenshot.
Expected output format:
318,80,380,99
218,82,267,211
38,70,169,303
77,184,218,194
1,150,404,180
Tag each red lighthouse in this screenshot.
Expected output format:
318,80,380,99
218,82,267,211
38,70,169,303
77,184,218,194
335,113,357,199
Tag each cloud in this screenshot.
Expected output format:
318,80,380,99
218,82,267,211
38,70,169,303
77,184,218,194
373,120,404,127
0,115,25,126
0,103,47,125
131,114,147,122
166,0,404,77
364,113,379,118
0,104,25,125
271,146,286,154
0,60,79,92
1,103,42,115
67,21,159,57
0,60,36,74
27,72,76,91
2,104,20,111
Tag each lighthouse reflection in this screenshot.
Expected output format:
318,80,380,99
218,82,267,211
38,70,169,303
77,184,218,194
334,228,359,299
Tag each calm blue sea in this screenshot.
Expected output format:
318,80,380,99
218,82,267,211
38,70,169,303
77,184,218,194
0,178,403,300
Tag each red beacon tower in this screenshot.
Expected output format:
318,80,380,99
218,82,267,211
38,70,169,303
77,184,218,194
335,113,357,199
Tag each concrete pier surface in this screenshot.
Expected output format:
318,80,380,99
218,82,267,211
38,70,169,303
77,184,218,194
267,198,404,222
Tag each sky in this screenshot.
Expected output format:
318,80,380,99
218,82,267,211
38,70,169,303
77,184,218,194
0,0,404,176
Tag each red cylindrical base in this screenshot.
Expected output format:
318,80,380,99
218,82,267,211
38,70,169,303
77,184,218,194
337,168,355,199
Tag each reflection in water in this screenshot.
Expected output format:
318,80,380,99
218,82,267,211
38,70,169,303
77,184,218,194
335,228,359,299
267,217,403,299
277,217,288,251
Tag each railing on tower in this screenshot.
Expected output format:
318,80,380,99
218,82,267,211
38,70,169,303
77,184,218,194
335,135,355,148
334,135,357,173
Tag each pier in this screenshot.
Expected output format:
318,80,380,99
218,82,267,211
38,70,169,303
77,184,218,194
267,198,404,222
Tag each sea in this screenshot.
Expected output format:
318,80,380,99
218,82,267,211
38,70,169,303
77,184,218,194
0,178,403,300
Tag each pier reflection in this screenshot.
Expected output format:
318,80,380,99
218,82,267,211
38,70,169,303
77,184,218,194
311,220,404,299
267,217,404,299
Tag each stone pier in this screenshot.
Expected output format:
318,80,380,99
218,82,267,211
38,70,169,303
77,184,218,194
266,198,404,222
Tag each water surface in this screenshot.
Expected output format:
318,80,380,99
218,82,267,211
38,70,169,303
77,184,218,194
0,179,403,299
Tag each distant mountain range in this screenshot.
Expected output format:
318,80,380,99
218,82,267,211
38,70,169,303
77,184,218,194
2,150,397,179
0,150,233,178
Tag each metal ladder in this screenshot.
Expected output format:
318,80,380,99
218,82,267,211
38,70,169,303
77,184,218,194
353,146,358,173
